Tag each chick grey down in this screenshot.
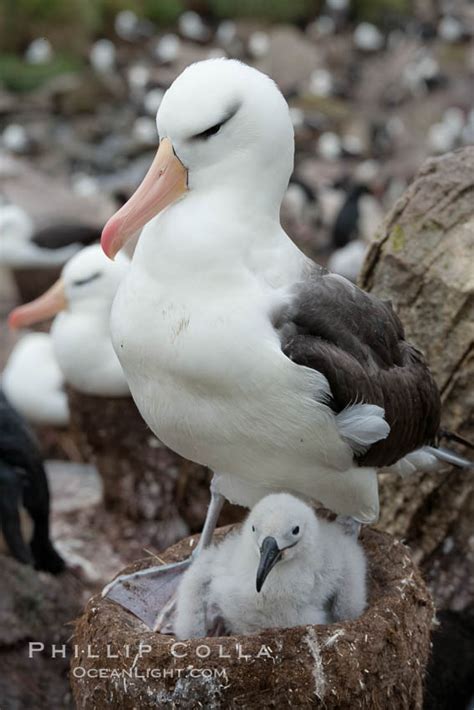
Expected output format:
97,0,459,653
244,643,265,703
174,493,367,638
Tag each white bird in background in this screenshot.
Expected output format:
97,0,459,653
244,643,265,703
327,238,368,283
24,37,53,65
0,203,100,268
154,34,181,64
89,39,116,74
0,204,74,267
2,124,30,154
175,493,366,639
353,22,384,52
2,333,69,427
97,59,462,629
178,11,210,43
9,245,130,397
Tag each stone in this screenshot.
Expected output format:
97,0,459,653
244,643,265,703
360,147,474,611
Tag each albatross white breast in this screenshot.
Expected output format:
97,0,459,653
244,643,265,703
99,59,441,627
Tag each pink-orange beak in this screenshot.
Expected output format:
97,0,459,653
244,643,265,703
9,278,67,329
101,137,188,260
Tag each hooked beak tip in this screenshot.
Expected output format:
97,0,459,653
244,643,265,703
8,311,19,330
100,223,118,261
99,137,187,260
7,277,67,329
256,536,282,594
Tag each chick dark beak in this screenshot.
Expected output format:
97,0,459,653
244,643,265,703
256,536,282,593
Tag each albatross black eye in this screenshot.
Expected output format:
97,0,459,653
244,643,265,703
252,525,255,532
193,120,225,140
292,526,300,535
191,102,241,141
73,271,102,287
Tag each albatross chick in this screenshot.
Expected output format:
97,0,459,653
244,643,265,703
175,493,367,639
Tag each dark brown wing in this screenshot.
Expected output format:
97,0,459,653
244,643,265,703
280,271,440,467
31,224,100,250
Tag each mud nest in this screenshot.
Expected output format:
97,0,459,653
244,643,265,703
32,422,84,462
71,526,433,709
66,386,242,548
12,265,63,304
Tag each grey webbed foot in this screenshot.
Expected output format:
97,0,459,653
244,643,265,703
102,559,191,630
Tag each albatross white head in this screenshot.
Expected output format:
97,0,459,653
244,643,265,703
244,493,319,593
9,245,127,328
9,245,130,396
101,58,294,259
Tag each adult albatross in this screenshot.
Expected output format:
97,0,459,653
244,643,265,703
100,59,457,629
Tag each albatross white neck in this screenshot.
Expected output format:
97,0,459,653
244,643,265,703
132,180,293,280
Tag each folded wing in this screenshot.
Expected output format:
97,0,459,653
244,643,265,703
280,271,440,467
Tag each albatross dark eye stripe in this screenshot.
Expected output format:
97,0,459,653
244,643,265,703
193,120,226,140
73,271,102,287
191,102,241,141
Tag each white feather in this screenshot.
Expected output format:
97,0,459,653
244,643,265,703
0,204,80,267
336,403,390,454
2,333,69,426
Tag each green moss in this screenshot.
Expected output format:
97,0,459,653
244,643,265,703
0,54,83,92
25,0,97,23
99,0,184,25
295,94,351,121
208,0,316,22
352,0,410,22
142,0,184,24
1,0,316,43
390,224,406,253
437,43,467,67
0,0,100,53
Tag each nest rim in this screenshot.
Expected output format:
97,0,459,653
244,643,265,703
71,525,434,709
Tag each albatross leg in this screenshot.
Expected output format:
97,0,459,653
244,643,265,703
192,485,225,553
101,484,225,631
154,487,225,633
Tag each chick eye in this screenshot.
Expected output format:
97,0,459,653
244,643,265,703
73,271,101,287
292,526,300,535
252,525,255,532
